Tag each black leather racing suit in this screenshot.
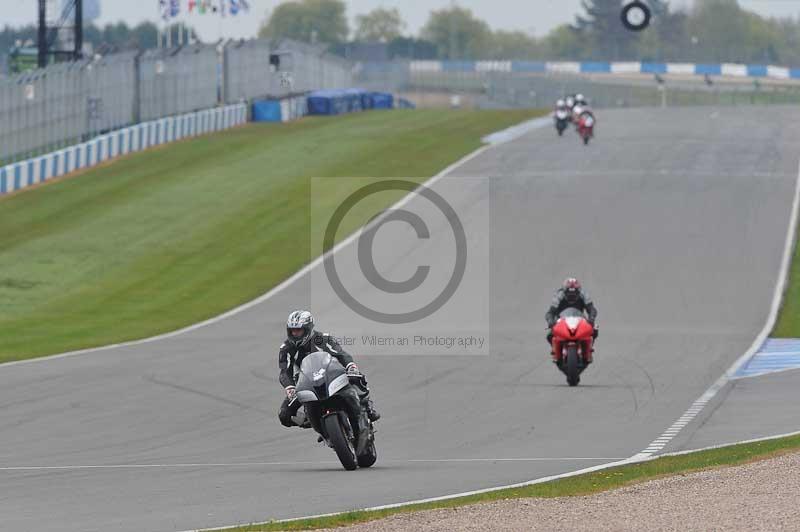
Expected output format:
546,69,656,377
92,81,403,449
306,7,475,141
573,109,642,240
545,288,598,344
277,331,372,428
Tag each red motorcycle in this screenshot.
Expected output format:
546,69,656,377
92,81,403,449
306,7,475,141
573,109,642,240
576,112,595,145
550,308,595,386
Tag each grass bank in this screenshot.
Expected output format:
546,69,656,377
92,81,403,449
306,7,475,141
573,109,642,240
773,212,800,336
0,109,544,362
216,432,800,531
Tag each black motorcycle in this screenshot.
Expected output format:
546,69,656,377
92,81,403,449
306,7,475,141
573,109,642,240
293,351,377,471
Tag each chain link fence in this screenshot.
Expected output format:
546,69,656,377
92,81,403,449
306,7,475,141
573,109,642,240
137,44,219,122
0,39,353,165
223,39,352,104
356,61,800,110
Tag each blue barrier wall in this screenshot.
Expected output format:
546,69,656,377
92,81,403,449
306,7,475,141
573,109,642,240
580,62,612,73
408,60,799,80
307,89,394,116
252,100,282,122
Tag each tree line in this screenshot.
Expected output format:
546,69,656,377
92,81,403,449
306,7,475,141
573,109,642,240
4,0,799,66
258,0,800,65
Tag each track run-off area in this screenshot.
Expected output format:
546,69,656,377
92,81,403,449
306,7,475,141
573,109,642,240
1,106,799,531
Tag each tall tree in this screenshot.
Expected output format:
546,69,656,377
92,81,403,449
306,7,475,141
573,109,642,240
258,0,349,47
387,37,438,59
542,24,587,59
686,0,746,62
488,30,541,60
355,7,406,42
421,6,492,59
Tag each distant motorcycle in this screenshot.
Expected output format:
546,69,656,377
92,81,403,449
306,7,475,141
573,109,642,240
576,112,595,145
554,109,571,136
293,351,377,470
550,308,595,386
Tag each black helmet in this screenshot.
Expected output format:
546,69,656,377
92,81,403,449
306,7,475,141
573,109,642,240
563,277,581,304
286,310,314,347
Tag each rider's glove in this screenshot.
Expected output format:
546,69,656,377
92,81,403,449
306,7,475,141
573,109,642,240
346,362,360,376
285,385,297,400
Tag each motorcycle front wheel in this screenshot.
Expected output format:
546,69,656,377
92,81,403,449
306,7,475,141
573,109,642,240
357,440,377,468
324,413,358,471
566,345,581,386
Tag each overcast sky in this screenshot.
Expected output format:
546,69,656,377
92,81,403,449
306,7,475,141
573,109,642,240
1,0,799,42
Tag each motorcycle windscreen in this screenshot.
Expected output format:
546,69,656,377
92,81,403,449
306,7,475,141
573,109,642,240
296,351,348,401
296,351,333,401
559,307,584,318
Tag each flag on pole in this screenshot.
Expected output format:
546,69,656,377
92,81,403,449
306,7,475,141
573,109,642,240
229,0,250,16
159,0,180,19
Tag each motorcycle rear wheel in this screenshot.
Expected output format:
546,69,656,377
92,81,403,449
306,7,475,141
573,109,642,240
566,345,580,386
324,414,358,471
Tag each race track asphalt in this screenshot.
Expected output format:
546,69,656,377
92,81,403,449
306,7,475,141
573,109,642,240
0,106,798,532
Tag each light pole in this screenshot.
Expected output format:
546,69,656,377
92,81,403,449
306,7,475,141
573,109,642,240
449,0,457,60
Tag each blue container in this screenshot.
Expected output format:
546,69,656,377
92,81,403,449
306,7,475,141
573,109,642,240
370,92,394,109
252,100,282,122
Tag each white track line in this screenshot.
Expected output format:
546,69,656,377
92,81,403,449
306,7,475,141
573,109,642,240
0,457,625,472
406,457,625,463
631,159,800,461
180,430,800,532
183,458,638,532
178,148,800,532
0,116,548,370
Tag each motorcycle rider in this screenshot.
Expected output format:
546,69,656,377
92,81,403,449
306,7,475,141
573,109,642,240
545,278,599,350
278,310,380,430
554,99,570,132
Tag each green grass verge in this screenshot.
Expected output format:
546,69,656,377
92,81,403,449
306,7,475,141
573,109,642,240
216,432,800,532
0,109,544,362
773,221,800,336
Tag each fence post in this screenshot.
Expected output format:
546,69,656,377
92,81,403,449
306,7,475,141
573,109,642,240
133,51,142,125
222,42,230,105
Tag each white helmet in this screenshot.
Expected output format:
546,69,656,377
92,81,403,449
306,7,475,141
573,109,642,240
556,99,565,107
286,310,315,347
576,93,586,103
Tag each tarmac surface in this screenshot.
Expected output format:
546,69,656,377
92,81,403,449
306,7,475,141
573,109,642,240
0,106,798,532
